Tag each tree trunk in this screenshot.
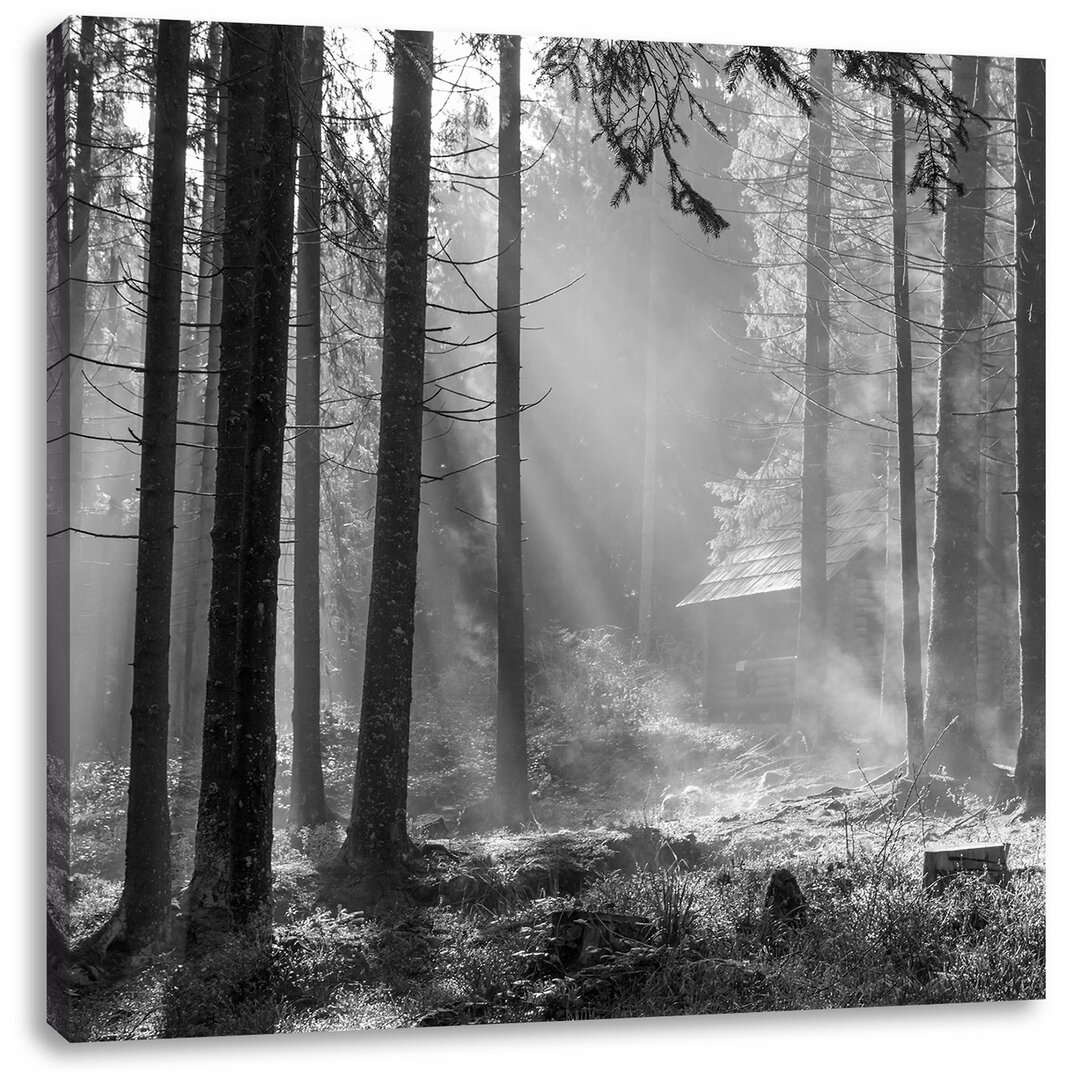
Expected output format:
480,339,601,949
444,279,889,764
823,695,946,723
179,34,230,755
170,24,222,751
186,23,272,951
325,474,366,719
923,55,993,784
291,25,331,827
793,49,832,739
494,34,530,827
228,23,301,940
1012,58,1045,814
890,91,926,774
67,19,97,762
637,186,661,657
69,15,96,527
46,20,74,1034
878,413,903,729
111,19,190,953
341,30,433,886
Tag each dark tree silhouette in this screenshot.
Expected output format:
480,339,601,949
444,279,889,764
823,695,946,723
637,184,662,657
291,25,331,827
88,18,190,957
341,30,434,890
890,91,926,773
69,16,97,522
792,49,833,739
182,38,230,752
174,24,224,752
186,22,302,948
228,23,302,938
1013,58,1045,815
494,33,530,826
923,55,994,784
46,20,73,1034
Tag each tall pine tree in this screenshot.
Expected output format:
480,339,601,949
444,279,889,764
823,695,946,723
1012,57,1045,815
341,30,434,891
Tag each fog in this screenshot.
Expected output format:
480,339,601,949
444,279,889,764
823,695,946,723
62,30,1020,793
46,21,1047,1043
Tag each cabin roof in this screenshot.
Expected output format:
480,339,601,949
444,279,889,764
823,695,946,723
677,488,887,607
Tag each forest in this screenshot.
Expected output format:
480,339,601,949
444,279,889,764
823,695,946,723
45,19,1045,1040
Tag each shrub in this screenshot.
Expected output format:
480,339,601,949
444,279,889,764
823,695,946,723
163,939,278,1038
273,910,374,1007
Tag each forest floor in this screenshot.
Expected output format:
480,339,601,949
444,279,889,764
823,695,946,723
66,713,1045,1040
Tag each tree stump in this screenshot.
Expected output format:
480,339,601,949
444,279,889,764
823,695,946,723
922,843,1009,889
548,909,654,969
760,868,806,948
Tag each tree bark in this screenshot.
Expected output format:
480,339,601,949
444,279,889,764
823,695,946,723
923,55,993,783
793,49,832,739
890,91,926,774
114,18,190,952
187,22,272,951
342,30,433,885
179,33,230,754
186,23,302,948
1012,58,1045,814
494,34,530,827
171,24,223,751
229,23,301,940
291,26,331,827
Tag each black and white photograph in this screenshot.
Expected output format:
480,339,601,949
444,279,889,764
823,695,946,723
43,5,1050,1049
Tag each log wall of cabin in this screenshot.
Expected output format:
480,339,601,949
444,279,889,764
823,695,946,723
705,591,798,720
703,552,887,724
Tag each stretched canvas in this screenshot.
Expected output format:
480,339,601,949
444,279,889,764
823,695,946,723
45,13,1046,1044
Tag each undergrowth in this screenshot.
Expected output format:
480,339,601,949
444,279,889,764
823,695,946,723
67,800,1044,1037
63,636,1043,1038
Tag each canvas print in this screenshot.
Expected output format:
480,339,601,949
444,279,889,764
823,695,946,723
45,17,1046,1041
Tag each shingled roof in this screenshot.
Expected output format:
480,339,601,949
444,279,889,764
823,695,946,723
677,488,887,607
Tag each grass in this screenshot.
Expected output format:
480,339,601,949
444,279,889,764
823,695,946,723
65,760,1045,1038
62,632,1041,1037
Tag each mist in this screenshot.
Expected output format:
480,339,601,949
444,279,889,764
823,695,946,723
47,22,1043,1039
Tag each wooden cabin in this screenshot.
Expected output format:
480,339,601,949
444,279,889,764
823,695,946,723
677,490,888,723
